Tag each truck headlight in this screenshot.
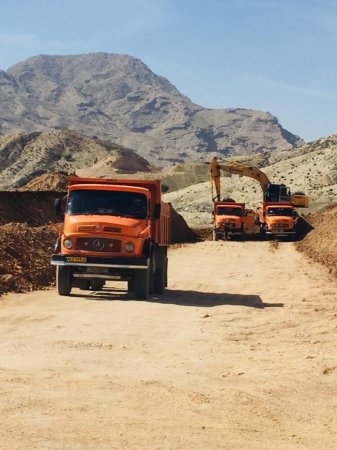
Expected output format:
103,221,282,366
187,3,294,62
124,242,135,253
64,239,73,250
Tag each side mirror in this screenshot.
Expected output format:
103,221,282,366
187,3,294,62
161,183,169,193
54,198,64,221
153,203,161,219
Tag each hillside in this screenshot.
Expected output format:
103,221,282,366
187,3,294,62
0,129,153,189
0,53,302,166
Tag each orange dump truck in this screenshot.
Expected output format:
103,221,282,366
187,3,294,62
212,201,256,241
51,177,171,299
258,202,298,240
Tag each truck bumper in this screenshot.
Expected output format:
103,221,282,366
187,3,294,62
266,230,296,237
51,254,149,270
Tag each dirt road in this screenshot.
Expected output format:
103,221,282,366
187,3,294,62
1,241,337,449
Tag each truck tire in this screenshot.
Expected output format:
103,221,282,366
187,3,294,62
135,269,149,300
240,225,245,241
56,266,72,296
163,249,168,288
90,280,104,291
128,278,135,292
151,247,168,294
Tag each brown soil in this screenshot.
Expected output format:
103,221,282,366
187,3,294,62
0,223,58,296
297,205,337,276
20,171,71,191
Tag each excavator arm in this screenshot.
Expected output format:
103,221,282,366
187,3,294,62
210,159,299,204
218,161,270,192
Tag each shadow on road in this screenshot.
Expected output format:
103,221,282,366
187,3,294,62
157,290,283,308
73,287,283,309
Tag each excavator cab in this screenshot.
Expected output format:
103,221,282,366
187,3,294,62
264,184,291,203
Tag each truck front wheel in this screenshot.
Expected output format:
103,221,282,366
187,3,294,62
135,269,150,300
56,266,72,296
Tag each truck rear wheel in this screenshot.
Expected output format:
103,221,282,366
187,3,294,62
56,266,72,296
151,247,168,294
135,269,149,300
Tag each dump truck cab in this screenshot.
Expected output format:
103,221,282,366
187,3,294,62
51,177,170,299
259,202,298,239
213,201,248,240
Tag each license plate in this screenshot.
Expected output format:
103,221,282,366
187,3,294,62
66,256,87,263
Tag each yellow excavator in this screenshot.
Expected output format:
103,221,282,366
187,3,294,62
210,158,309,207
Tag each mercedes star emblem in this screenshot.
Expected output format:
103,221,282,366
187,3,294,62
93,239,104,250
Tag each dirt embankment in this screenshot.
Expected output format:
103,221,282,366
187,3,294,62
0,192,62,296
0,223,57,296
0,191,63,226
297,205,337,276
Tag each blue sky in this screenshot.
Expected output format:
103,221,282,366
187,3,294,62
0,0,336,142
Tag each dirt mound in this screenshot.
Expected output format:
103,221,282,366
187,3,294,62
170,207,197,243
297,204,337,275
0,191,63,225
20,172,70,191
0,223,58,296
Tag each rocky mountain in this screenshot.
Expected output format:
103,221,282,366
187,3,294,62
0,129,153,189
0,53,303,166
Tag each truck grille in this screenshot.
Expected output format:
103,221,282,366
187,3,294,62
274,223,289,228
225,222,237,228
76,238,121,252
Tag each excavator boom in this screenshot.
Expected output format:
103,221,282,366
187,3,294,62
210,158,308,205
218,161,270,192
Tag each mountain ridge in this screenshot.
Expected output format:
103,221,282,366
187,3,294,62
0,52,303,165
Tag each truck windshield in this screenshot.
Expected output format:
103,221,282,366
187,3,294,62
216,207,243,217
67,190,148,219
267,208,293,217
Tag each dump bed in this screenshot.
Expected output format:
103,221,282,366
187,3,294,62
68,177,162,204
156,202,171,246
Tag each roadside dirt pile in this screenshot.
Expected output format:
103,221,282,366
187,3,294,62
0,191,62,225
0,223,58,296
20,171,71,191
297,205,337,275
